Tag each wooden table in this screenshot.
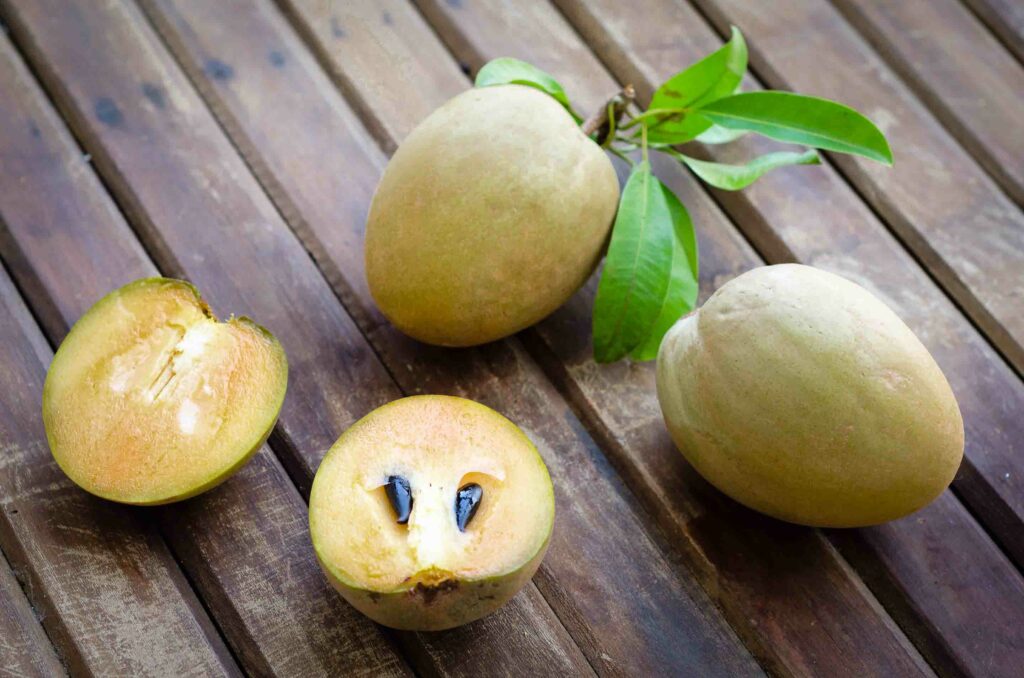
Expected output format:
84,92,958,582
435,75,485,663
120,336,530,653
0,0,1021,675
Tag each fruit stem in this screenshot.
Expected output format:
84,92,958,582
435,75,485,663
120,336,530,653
581,85,635,144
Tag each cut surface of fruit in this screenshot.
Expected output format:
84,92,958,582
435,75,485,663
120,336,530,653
310,395,554,630
43,278,288,504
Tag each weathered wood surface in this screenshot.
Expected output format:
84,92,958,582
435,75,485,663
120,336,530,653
962,0,1024,63
0,34,240,678
0,546,65,677
283,0,936,676
693,0,1024,413
142,0,764,674
834,0,1024,206
685,0,1024,573
411,0,1024,675
0,267,238,677
0,0,1021,675
0,8,416,676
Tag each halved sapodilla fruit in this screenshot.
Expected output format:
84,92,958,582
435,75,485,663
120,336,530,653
43,278,288,505
310,395,555,631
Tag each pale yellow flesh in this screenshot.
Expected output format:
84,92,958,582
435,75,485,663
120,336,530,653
310,395,554,593
365,84,620,347
43,278,288,504
656,264,964,527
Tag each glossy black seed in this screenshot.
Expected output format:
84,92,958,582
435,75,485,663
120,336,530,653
455,483,482,532
385,475,412,524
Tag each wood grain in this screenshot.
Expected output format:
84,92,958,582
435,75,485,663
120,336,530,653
0,13,415,676
406,1,948,676
0,0,591,674
485,0,1024,674
0,265,238,676
962,0,1024,63
834,0,1024,206
684,0,1024,573
0,546,65,677
144,0,765,673
691,0,1024,411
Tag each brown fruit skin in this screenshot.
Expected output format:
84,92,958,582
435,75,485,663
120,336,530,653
365,84,619,347
656,264,964,527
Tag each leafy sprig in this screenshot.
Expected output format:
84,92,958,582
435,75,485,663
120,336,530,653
475,27,892,363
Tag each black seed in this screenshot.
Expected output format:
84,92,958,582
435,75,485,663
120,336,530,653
385,475,413,524
455,483,482,532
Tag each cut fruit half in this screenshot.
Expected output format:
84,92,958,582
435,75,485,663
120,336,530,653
310,395,555,631
42,278,288,505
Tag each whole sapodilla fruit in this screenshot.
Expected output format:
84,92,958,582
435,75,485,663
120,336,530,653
656,264,963,527
309,395,554,630
365,84,620,347
43,278,288,504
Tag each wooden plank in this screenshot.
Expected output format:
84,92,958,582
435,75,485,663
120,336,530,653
0,264,238,676
0,0,590,675
213,0,920,674
689,0,1024,413
0,20,414,678
833,0,1024,206
0,546,65,677
487,0,1024,675
962,0,1024,63
554,0,1024,568
142,0,764,674
378,2,940,676
688,0,1024,573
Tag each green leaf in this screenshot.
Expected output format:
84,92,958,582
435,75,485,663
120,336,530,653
475,57,581,122
642,28,745,145
699,91,893,164
680,149,820,190
695,124,748,144
593,162,675,363
650,26,747,110
645,111,714,145
630,185,699,361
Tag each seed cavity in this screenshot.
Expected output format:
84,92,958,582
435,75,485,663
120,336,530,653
455,483,482,532
385,475,413,524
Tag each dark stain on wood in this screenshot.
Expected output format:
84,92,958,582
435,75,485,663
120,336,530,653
94,97,123,126
330,17,345,38
268,50,286,68
141,82,165,109
204,58,234,81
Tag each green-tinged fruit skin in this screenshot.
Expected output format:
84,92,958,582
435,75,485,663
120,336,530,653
366,84,620,347
316,534,550,631
656,264,963,527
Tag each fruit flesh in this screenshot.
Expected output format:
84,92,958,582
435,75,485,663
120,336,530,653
656,264,964,527
365,84,620,347
43,278,288,505
310,395,554,630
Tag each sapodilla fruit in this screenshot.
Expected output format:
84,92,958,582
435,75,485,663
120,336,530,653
656,264,963,527
43,278,287,504
365,84,620,347
309,396,555,630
